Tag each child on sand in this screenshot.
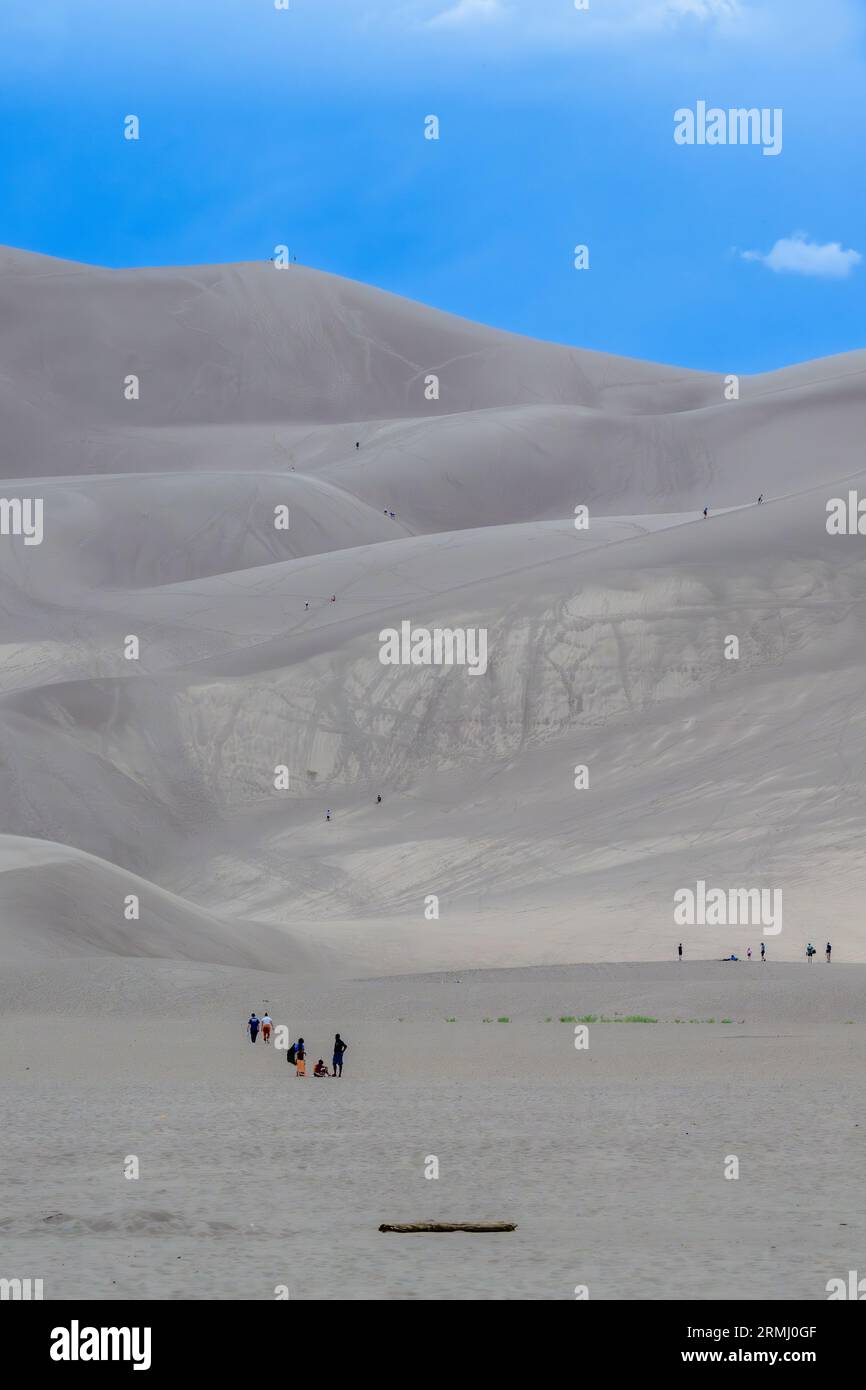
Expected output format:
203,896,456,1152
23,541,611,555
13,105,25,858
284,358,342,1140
296,1038,306,1077
313,1059,330,1077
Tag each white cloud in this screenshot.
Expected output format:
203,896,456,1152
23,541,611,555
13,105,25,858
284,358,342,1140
427,0,503,27
664,0,741,19
742,233,862,279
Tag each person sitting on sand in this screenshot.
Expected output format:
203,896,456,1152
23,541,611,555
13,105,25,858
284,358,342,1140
313,1059,330,1077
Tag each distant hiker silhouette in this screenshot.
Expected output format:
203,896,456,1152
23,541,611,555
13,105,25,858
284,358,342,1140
677,942,682,961
703,506,708,519
758,494,764,504
760,942,766,961
326,810,331,822
376,795,382,804
355,441,360,449
330,595,336,603
247,1013,260,1043
826,941,832,962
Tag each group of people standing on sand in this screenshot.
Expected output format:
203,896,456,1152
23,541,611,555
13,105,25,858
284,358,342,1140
678,941,833,963
245,1014,349,1077
806,941,832,962
286,1034,348,1078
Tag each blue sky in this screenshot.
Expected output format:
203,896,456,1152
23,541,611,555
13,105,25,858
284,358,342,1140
0,0,863,372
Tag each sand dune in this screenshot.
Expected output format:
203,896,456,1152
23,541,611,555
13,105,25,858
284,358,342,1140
1,247,865,970
2,248,865,1303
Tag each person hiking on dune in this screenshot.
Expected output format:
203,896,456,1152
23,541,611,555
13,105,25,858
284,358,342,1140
247,1013,260,1043
703,506,708,519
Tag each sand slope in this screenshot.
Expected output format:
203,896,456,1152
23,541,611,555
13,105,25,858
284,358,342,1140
1,247,865,970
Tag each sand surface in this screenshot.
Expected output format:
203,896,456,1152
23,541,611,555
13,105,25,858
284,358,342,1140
1,251,864,1300
1,961,862,1300
2,249,866,969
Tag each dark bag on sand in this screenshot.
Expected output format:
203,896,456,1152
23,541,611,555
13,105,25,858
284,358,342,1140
287,1044,297,1064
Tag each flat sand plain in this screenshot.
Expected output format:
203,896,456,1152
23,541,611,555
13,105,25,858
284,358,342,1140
1,961,862,1301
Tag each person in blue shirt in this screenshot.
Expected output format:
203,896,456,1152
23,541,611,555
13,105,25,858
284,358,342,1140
247,1013,260,1043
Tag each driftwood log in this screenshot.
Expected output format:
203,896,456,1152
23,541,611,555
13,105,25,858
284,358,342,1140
379,1221,516,1233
